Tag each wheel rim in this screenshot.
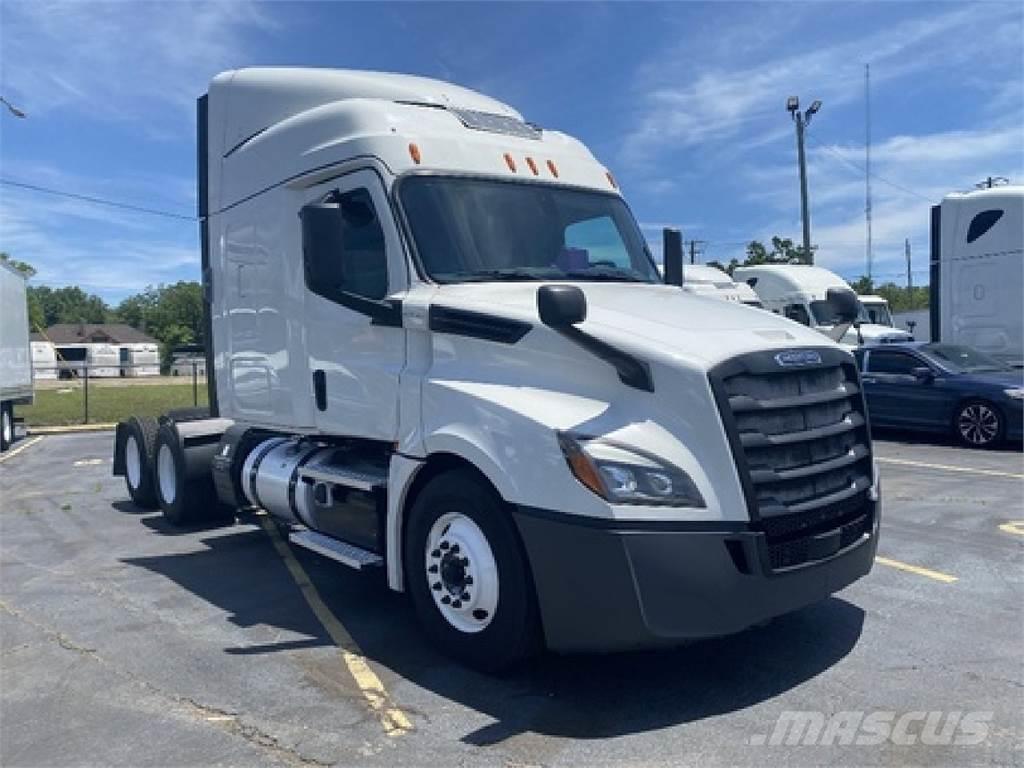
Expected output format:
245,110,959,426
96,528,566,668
125,435,142,490
424,513,499,633
958,404,999,445
157,444,177,504
2,410,11,444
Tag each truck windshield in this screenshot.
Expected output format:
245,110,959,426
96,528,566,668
398,176,661,284
863,303,893,326
810,299,873,326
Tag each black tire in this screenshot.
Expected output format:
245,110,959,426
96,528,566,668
122,416,160,509
0,402,12,452
954,399,1004,448
154,422,225,526
404,469,540,672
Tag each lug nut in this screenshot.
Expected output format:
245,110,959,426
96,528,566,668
431,581,442,591
441,595,451,605
440,541,450,550
450,544,460,554
428,564,438,574
460,592,470,601
452,600,462,609
464,576,473,585
430,549,440,558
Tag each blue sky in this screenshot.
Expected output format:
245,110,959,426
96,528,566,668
1,1,1021,304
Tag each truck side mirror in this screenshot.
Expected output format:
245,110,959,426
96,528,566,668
300,202,348,299
538,285,587,328
826,288,859,324
663,228,683,287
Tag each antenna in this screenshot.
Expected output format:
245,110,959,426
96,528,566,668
865,63,873,283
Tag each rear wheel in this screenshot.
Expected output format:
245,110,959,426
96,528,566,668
0,403,12,452
123,416,159,509
404,469,539,672
154,422,224,526
954,400,1003,448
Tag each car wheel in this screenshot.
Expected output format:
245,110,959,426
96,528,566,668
404,469,540,672
954,400,1004,448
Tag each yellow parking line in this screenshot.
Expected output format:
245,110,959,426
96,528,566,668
998,521,1024,536
0,436,43,464
875,556,958,583
876,456,1024,480
255,513,413,737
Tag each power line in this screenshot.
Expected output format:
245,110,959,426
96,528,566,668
0,178,197,222
804,133,933,203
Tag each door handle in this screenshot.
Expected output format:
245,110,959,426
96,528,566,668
313,369,327,411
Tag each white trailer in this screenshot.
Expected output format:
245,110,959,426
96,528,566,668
930,186,1024,366
0,261,33,450
734,264,912,347
31,340,58,380
121,344,160,377
113,68,880,670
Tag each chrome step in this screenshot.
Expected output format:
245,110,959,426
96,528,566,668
298,462,386,492
288,529,383,570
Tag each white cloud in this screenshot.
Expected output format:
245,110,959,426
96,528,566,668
621,4,1023,165
0,1,275,126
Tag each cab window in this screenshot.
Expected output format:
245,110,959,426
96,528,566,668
867,350,919,375
784,304,811,326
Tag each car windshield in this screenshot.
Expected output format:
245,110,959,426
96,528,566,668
398,176,661,284
919,344,1010,373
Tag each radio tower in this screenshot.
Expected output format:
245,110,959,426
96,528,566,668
865,63,873,283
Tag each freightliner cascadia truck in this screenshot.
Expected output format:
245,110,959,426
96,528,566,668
113,68,880,670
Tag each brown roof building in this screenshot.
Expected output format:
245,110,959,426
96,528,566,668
38,324,157,346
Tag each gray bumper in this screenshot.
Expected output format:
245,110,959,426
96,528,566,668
513,498,879,653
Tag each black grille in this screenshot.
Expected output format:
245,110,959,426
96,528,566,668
711,348,874,571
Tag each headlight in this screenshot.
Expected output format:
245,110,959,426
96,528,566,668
557,432,705,507
1003,388,1024,400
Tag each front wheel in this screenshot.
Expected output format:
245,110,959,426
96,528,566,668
404,469,540,672
954,400,1004,448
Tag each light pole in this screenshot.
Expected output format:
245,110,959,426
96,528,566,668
1,97,27,118
787,96,821,263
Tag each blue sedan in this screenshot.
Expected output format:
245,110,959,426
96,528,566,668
853,343,1024,448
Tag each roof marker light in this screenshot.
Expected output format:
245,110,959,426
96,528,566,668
503,153,517,172
408,143,422,164
547,160,559,178
526,156,538,175
606,171,618,189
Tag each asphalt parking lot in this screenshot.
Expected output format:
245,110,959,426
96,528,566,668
1,430,1022,767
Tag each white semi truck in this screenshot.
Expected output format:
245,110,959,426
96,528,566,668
0,261,33,451
113,68,880,669
682,264,764,307
930,185,1023,366
733,264,912,348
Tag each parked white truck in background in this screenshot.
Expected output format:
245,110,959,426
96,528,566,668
682,264,764,307
857,295,894,327
930,185,1024,367
734,264,912,347
0,261,33,451
113,68,880,670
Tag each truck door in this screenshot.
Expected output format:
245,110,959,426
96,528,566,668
301,170,408,441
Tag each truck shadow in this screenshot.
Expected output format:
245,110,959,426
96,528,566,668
119,508,866,742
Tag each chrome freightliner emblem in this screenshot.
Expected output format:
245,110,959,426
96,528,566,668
774,350,823,367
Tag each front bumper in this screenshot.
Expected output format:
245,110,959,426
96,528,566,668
513,498,879,653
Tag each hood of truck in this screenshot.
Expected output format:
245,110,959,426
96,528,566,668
838,323,914,345
431,281,833,367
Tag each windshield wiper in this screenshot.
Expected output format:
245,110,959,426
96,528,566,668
440,268,556,282
561,268,649,283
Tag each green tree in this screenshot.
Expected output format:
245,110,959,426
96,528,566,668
28,285,111,327
115,281,204,369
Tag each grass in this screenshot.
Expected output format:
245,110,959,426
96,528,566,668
19,382,208,426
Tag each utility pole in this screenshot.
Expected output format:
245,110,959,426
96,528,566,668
688,240,705,264
905,238,912,293
865,64,873,282
787,96,822,264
